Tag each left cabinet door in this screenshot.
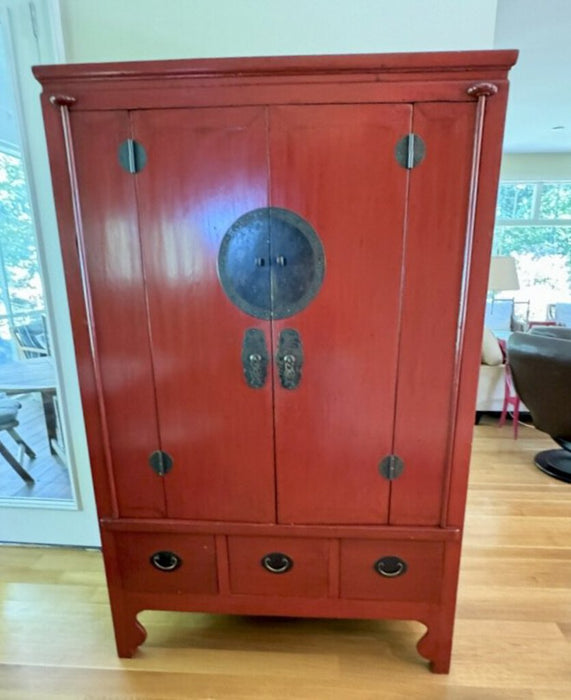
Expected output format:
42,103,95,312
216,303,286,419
71,111,166,518
133,107,277,522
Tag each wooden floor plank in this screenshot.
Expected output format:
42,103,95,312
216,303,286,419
0,415,570,698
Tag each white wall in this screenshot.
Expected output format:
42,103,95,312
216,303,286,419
58,0,498,63
501,153,571,180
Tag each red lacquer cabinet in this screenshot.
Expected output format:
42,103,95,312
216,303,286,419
34,51,516,672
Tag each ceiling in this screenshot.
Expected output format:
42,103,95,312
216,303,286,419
495,0,571,153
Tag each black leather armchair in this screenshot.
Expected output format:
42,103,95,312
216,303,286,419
507,327,571,482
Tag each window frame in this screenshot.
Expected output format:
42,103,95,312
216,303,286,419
496,180,571,226
0,0,100,546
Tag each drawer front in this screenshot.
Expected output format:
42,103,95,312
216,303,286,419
113,532,218,594
340,539,444,602
228,536,329,597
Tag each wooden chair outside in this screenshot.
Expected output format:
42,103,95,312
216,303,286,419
11,315,50,360
0,394,36,482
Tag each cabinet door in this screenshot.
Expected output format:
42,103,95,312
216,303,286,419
390,102,476,525
269,104,411,524
71,111,166,518
132,107,276,522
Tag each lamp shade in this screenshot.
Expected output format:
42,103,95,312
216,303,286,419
488,255,520,291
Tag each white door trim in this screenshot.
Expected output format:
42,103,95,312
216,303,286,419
0,0,99,546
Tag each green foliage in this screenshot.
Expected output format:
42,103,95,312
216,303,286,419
494,182,571,292
0,151,42,309
496,181,571,222
494,225,571,259
539,183,571,219
496,183,534,219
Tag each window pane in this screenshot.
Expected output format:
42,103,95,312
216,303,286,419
0,152,44,317
0,20,72,504
496,183,534,219
494,225,571,257
493,224,571,320
539,182,571,219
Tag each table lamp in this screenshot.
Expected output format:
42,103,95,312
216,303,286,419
488,255,520,293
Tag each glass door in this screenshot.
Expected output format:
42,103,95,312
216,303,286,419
0,1,98,545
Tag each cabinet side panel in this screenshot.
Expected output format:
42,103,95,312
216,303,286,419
133,107,276,523
71,111,166,518
270,104,411,524
390,102,475,525
446,89,510,527
39,98,114,516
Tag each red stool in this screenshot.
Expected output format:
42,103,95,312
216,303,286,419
498,339,521,439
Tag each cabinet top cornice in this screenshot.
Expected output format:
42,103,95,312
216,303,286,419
33,50,518,86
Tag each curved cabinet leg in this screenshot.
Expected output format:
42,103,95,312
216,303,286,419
111,604,147,658
417,614,454,674
101,530,148,657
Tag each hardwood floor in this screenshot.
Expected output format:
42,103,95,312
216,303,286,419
0,415,569,698
0,394,72,501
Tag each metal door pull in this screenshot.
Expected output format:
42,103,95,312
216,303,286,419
277,329,303,389
242,329,268,388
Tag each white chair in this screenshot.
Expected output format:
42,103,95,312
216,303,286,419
551,303,571,327
484,299,514,335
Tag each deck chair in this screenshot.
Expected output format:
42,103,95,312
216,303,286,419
0,394,36,483
11,316,50,360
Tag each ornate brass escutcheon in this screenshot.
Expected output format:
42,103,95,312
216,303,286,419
218,207,325,320
242,329,269,389
277,329,303,390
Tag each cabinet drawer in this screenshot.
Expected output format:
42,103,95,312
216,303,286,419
228,536,329,597
113,532,218,594
340,539,444,603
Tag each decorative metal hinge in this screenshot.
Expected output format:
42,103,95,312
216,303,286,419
118,139,147,173
378,454,404,480
395,133,425,169
149,450,173,476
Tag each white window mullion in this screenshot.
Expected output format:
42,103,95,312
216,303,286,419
532,181,541,220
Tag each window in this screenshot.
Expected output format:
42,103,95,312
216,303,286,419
494,181,571,321
0,2,69,501
0,143,45,363
0,1,99,546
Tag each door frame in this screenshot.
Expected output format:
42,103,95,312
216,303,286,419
0,0,99,546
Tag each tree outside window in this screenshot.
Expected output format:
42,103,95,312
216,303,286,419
494,182,571,321
0,149,45,362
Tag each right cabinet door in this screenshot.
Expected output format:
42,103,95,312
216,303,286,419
270,101,477,526
269,104,412,525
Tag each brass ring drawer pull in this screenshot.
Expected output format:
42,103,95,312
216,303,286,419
261,552,293,574
150,550,182,572
374,556,407,578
